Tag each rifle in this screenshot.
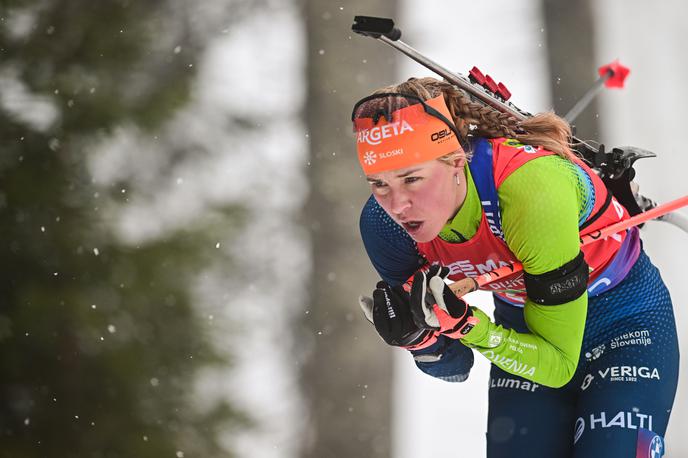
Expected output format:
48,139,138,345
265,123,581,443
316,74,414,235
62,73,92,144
351,16,685,227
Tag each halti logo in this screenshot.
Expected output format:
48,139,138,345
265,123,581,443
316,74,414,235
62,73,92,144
357,120,414,145
573,412,655,445
588,411,653,431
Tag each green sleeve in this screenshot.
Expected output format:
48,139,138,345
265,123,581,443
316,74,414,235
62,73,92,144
461,154,588,388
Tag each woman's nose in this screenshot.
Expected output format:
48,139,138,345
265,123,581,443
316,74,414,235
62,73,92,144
389,190,411,217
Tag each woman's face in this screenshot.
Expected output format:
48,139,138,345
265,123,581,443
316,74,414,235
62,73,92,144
366,156,466,243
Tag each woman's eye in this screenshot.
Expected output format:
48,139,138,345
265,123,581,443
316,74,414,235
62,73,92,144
370,182,389,195
404,176,421,184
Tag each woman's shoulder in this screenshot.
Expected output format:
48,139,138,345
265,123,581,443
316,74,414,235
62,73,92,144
359,196,424,286
485,138,562,187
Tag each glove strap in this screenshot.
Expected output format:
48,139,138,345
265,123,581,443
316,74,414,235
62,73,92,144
404,330,439,350
444,315,480,340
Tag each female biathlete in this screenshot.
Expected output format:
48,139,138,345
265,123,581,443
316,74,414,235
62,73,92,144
353,77,679,457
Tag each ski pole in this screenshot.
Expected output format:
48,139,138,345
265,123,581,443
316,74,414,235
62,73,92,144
659,210,688,233
448,195,688,298
635,192,688,233
563,60,630,123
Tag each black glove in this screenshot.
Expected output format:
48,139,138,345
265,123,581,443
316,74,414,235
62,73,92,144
409,265,479,339
359,281,437,350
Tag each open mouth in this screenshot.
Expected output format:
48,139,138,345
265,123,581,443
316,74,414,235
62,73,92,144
401,221,424,234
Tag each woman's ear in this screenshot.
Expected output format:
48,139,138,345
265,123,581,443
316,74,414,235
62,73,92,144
453,153,466,171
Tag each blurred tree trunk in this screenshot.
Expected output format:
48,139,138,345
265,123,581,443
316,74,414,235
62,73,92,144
302,2,397,457
541,0,601,139
0,1,252,456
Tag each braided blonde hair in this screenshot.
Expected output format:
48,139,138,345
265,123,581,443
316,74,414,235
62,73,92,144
372,77,575,161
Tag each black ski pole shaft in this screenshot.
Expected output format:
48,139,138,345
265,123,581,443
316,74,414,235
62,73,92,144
563,60,629,123
563,69,613,123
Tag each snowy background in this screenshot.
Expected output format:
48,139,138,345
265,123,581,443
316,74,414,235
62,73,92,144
2,1,685,457
194,1,688,456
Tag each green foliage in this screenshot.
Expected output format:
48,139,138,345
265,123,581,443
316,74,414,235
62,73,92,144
0,1,247,456
2,0,194,130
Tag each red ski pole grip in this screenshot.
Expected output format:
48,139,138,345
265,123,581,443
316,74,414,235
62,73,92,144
599,59,630,88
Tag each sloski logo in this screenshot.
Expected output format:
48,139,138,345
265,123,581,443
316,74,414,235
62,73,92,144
379,148,404,159
363,151,377,165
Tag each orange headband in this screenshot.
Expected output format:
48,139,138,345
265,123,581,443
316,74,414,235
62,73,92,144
353,94,461,174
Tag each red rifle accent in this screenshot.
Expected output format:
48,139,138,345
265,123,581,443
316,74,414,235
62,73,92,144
468,66,486,85
483,74,498,93
469,67,511,100
496,82,511,101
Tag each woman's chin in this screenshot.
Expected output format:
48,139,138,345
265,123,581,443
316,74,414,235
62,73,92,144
407,228,437,243
400,220,439,243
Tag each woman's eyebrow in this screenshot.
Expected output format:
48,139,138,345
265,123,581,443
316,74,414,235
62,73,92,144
396,168,422,178
366,168,422,183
